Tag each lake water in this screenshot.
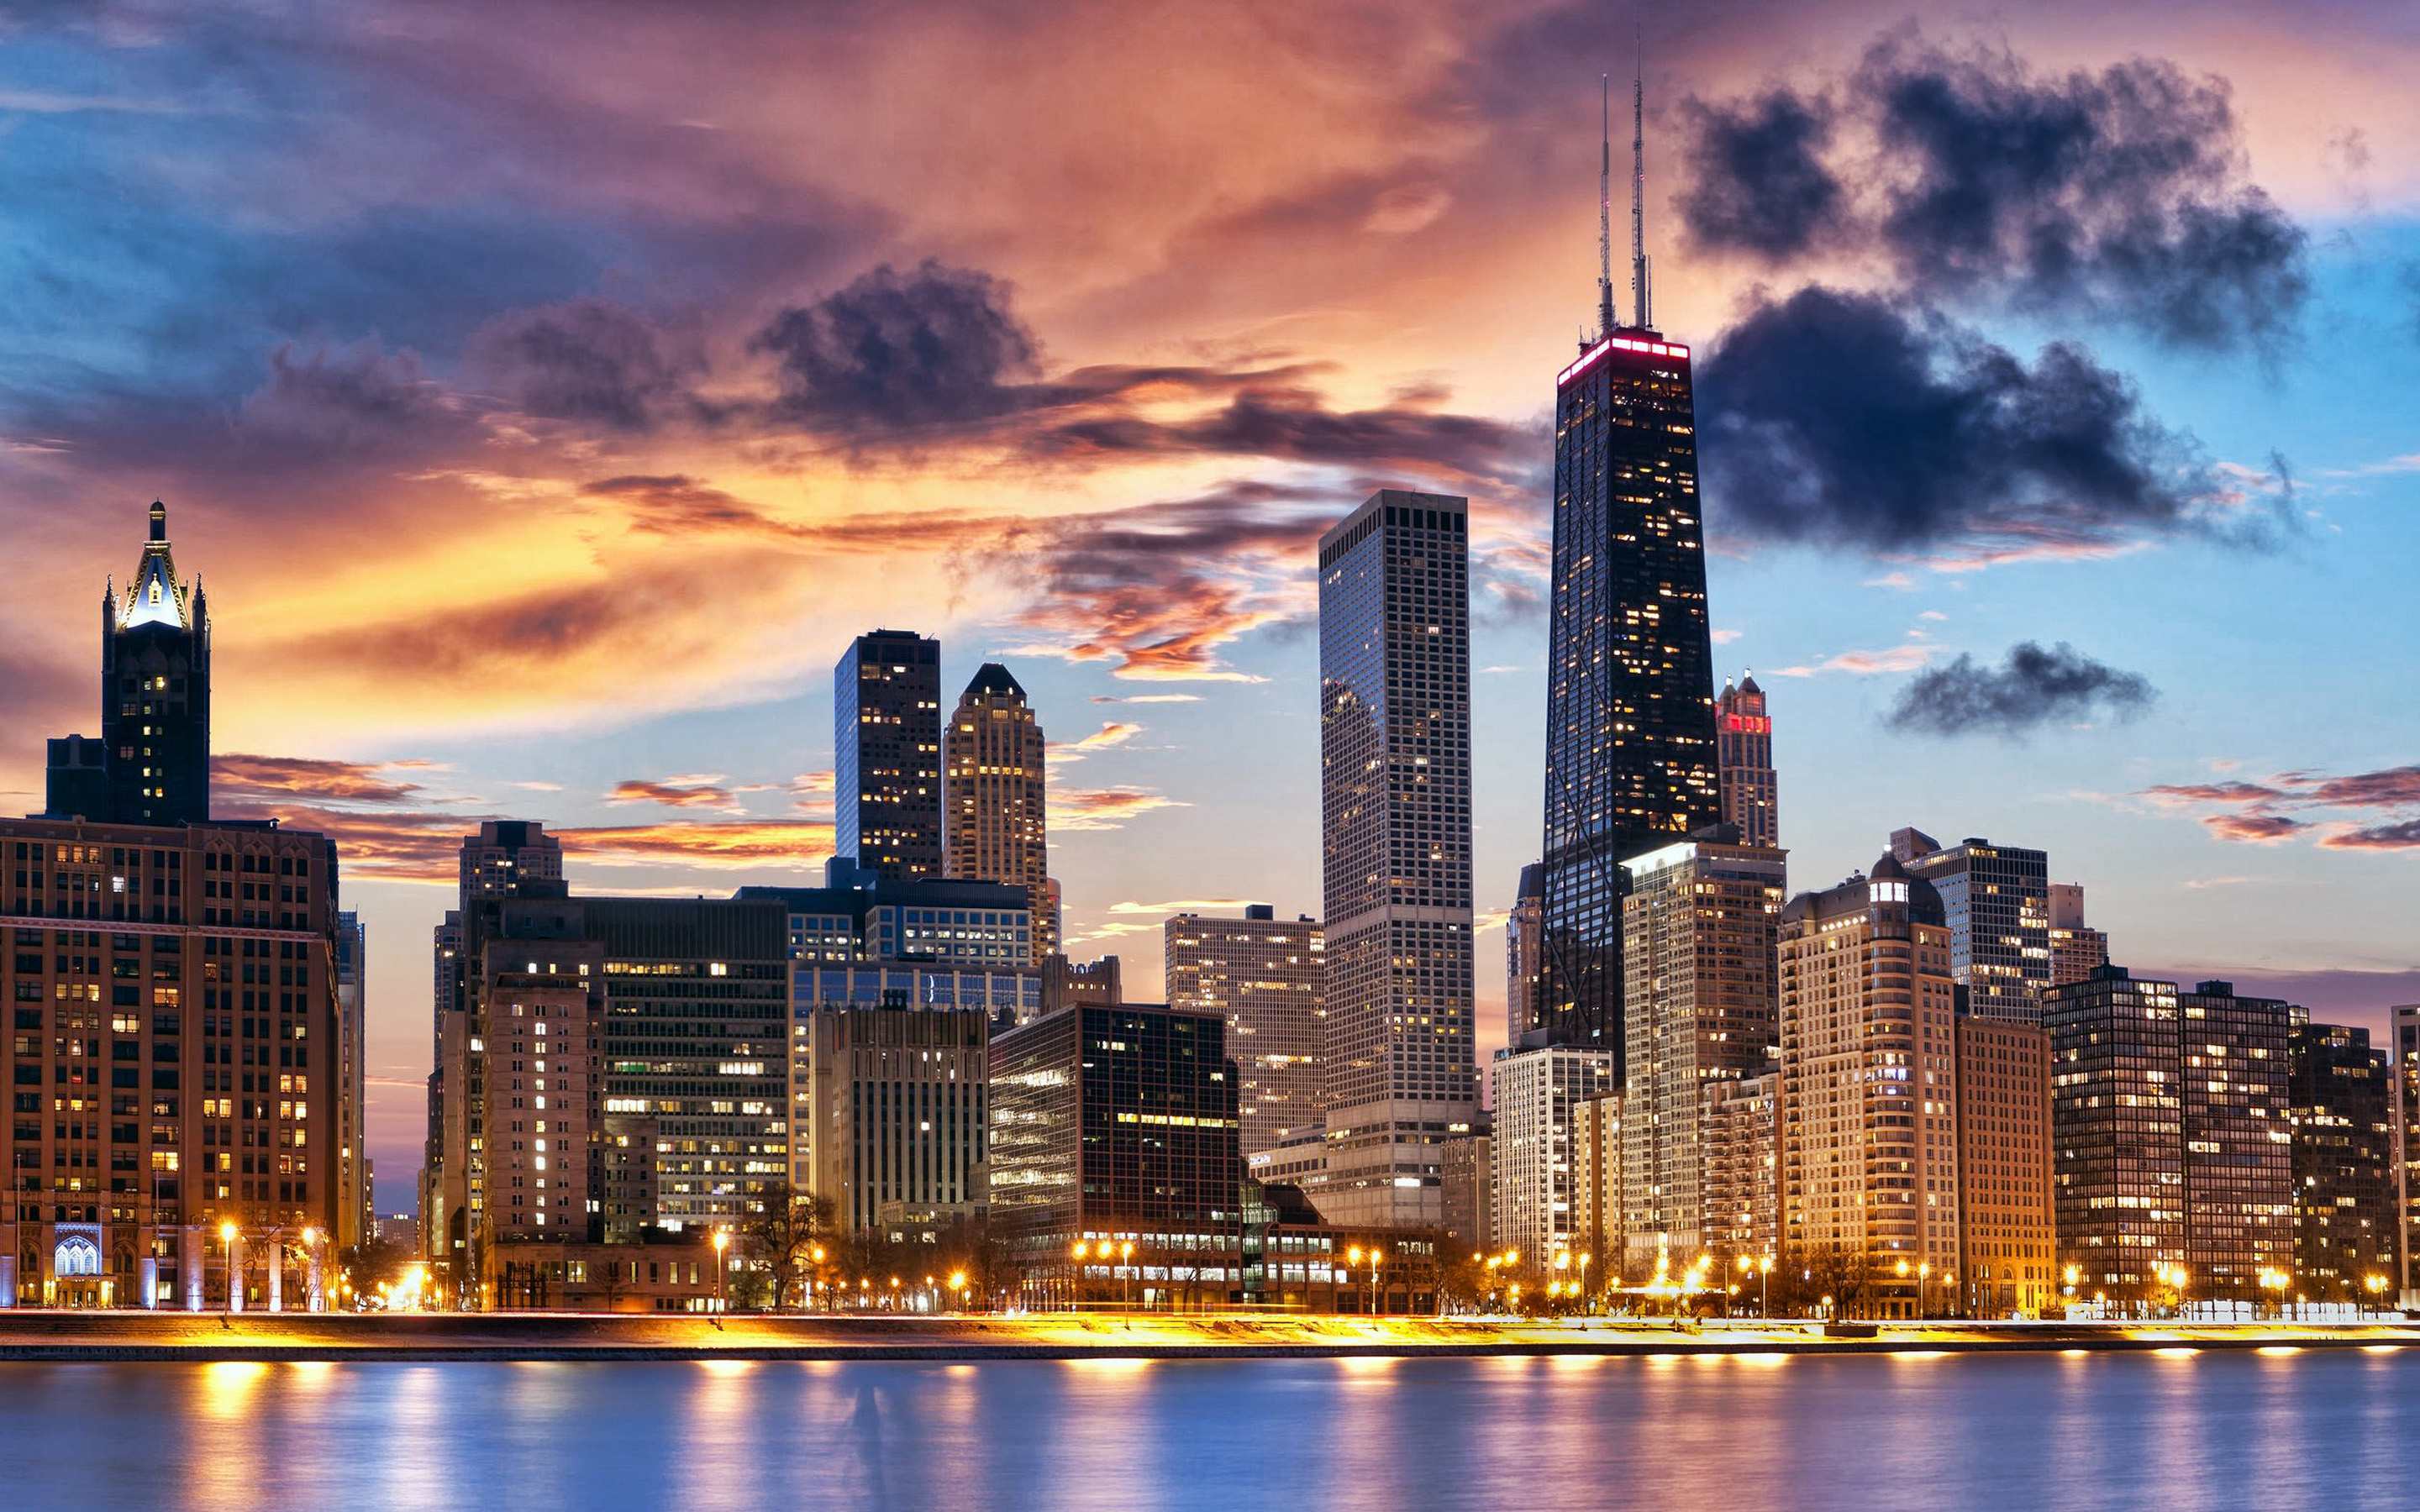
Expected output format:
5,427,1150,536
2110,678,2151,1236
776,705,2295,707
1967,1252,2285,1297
6,1350,2407,1510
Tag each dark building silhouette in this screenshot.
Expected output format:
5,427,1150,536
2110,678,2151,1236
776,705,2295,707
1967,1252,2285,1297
2286,1017,2396,1299
988,1003,1243,1308
1539,85,1720,1060
42,503,213,826
2046,967,2292,1303
834,630,943,882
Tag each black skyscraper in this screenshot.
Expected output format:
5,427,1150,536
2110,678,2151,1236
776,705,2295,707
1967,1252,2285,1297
835,629,944,881
1537,76,1720,1059
84,501,212,827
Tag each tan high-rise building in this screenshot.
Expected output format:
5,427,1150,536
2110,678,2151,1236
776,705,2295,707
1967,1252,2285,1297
944,664,1055,964
2047,882,2109,988
1619,832,1786,1270
1954,1017,2054,1316
1702,1072,1779,1265
1571,1092,1623,1264
1165,907,1325,1154
1779,855,1960,1318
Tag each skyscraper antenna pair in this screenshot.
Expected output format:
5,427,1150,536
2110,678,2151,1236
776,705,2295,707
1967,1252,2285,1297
1597,30,1649,338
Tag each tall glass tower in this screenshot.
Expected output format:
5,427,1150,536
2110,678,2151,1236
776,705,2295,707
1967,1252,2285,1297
1317,489,1476,1228
1537,314,1721,1060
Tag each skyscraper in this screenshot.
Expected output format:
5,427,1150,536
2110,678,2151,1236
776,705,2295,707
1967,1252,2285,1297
426,820,565,1286
1715,675,1778,850
1778,856,1961,1316
835,630,943,881
1618,830,1785,1268
1165,906,1326,1154
1317,488,1477,1227
944,662,1056,963
1539,80,1721,1059
1891,830,2052,1022
1506,863,1545,1048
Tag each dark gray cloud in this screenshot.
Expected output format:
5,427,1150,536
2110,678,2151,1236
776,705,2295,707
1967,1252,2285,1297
746,259,1529,484
1677,91,1844,259
1678,36,2308,353
753,260,1040,433
1696,286,2282,557
469,297,704,431
1884,641,2155,738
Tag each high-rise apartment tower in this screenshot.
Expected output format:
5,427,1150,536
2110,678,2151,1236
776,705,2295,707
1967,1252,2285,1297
1316,489,1477,1227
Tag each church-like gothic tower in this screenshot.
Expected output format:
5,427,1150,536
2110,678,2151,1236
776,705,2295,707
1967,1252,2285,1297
101,501,212,826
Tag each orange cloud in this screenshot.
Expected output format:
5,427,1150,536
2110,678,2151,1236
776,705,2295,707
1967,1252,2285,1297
553,819,834,869
1055,785,1187,832
607,774,746,814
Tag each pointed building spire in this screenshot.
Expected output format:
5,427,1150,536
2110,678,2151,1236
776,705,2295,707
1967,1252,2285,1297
1597,74,1616,340
1632,36,1651,332
118,497,190,630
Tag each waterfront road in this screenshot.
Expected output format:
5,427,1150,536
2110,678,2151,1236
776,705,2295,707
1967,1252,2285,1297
0,1310,2416,1362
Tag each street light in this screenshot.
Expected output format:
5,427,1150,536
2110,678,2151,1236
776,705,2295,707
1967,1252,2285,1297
712,1229,730,1314
220,1221,239,1315
1119,1240,1135,1310
1369,1247,1385,1316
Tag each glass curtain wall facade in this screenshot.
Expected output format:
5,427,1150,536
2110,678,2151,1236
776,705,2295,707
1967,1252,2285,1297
1316,490,1476,1229
1540,332,1721,1063
835,631,943,882
988,1005,1242,1307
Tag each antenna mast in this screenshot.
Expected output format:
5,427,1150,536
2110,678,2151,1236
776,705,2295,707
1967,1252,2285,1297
1631,42,1650,331
1597,75,1615,339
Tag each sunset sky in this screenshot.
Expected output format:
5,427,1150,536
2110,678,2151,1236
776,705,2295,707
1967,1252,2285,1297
3,0,2416,1203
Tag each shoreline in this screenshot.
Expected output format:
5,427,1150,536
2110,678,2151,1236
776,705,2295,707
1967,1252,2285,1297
0,1313,2413,1363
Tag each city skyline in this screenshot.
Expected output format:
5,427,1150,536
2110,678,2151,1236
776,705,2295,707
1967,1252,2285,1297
0,4,2416,1206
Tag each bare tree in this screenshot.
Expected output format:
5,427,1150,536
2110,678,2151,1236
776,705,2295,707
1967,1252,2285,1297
739,1181,835,1312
